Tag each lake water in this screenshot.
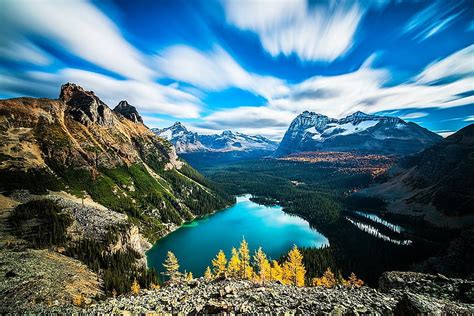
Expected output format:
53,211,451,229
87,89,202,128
147,195,328,278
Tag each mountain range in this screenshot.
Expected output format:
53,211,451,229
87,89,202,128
152,122,278,154
275,111,442,157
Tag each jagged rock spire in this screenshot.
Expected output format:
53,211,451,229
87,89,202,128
60,82,115,126
113,100,143,124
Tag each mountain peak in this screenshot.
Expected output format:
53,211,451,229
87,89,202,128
275,110,442,156
59,82,115,126
113,100,143,124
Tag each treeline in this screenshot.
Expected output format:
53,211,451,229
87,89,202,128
8,200,72,247
66,238,157,296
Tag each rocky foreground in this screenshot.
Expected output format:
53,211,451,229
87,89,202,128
33,272,472,315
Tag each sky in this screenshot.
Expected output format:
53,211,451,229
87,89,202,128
0,0,473,140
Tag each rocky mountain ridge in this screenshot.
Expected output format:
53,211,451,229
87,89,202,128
275,110,442,157
153,122,278,154
358,124,474,227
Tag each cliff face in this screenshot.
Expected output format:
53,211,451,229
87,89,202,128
0,83,230,235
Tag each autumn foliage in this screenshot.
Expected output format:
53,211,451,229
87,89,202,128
159,238,363,289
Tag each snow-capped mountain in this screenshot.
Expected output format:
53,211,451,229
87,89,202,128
275,111,442,157
152,122,206,153
153,122,278,153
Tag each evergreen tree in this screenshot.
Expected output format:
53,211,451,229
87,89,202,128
163,251,180,282
212,250,228,277
283,245,306,286
253,247,271,285
228,247,241,277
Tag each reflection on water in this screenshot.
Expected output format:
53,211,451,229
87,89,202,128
345,217,412,246
355,211,403,233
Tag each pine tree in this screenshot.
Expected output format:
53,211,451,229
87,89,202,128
212,250,228,277
204,266,213,280
228,247,241,277
131,279,140,295
163,251,180,282
253,247,271,285
270,260,283,282
238,238,251,279
283,245,306,286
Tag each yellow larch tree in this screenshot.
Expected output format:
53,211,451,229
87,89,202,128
270,260,283,282
131,279,140,295
312,268,336,288
163,251,181,282
238,238,252,279
204,266,213,280
186,271,193,281
347,272,364,288
253,247,271,285
282,245,306,286
212,250,228,277
227,247,241,277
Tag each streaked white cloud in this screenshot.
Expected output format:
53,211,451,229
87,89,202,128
0,0,152,80
400,112,429,119
192,45,474,138
222,0,365,62
416,45,474,84
0,68,202,118
403,1,466,41
155,45,289,99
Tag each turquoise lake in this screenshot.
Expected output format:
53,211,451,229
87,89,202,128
147,195,329,279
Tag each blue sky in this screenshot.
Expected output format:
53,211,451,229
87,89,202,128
0,0,473,139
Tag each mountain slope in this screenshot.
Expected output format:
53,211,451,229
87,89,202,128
357,124,474,227
153,122,278,154
275,111,442,157
0,83,231,238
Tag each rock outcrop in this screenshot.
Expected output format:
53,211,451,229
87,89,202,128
73,272,471,314
60,82,116,126
113,100,144,124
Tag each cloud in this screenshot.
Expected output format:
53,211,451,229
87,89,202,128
155,45,289,99
193,45,474,138
403,1,466,41
222,0,365,62
400,112,429,119
416,45,474,84
437,131,455,138
1,0,152,80
0,68,202,118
